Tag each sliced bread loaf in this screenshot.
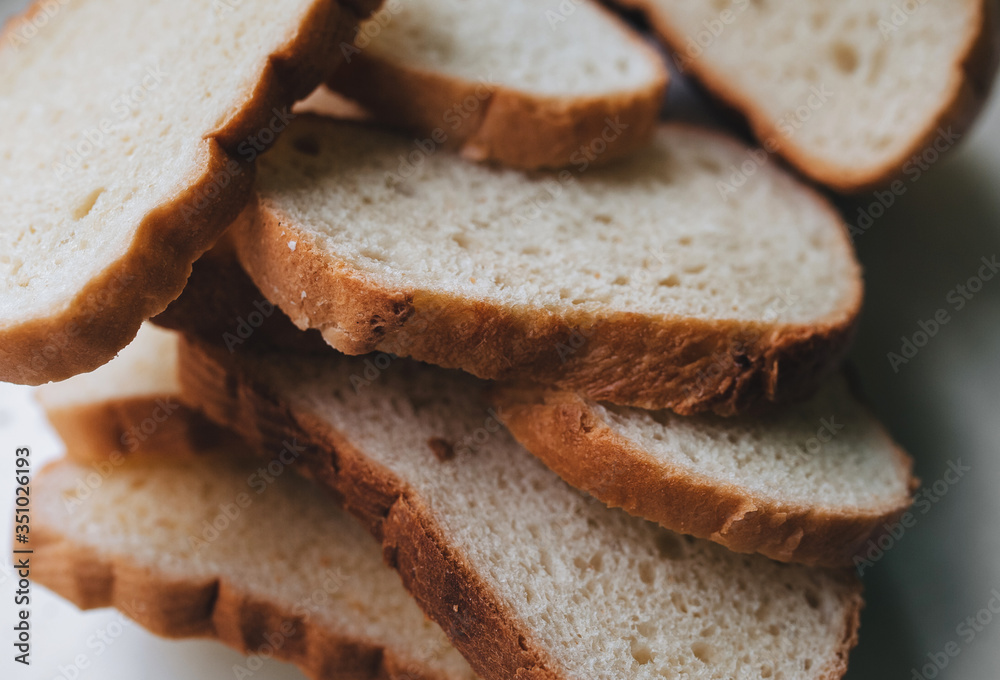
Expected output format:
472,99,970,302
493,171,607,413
177,336,864,680
0,0,376,385
323,0,668,169
618,0,1000,191
233,117,862,414
494,378,915,566
30,453,477,680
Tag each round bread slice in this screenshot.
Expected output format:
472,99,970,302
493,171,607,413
618,0,1000,192
233,117,863,414
323,0,669,169
0,0,378,385
494,377,916,567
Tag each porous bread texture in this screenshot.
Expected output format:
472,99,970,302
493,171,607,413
30,453,477,680
0,0,375,385
178,337,864,680
621,0,1000,191
494,377,916,566
235,117,862,414
327,0,668,168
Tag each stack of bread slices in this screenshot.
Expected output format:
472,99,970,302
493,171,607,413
9,0,998,678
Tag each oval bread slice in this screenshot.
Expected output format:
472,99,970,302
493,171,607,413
323,0,669,169
234,117,863,414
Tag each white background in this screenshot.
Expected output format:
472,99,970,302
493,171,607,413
1,1,999,678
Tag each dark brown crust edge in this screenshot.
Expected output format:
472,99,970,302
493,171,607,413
233,136,863,416
326,1,668,170
618,0,1000,193
28,464,462,680
176,336,564,680
0,0,378,385
491,387,917,567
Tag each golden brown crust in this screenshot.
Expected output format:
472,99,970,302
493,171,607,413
176,336,863,680
326,2,668,170
28,489,460,680
233,154,863,415
40,396,237,465
491,387,916,567
619,0,1000,193
177,337,565,680
0,0,378,386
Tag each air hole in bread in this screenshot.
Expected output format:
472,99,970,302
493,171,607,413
630,639,654,665
691,641,715,664
73,188,105,220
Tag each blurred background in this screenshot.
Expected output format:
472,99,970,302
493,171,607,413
1,0,999,678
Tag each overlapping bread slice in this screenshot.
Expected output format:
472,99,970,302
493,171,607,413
30,327,477,680
0,0,378,385
318,0,668,169
231,117,863,415
176,333,864,680
617,0,1000,191
494,379,915,566
156,246,912,567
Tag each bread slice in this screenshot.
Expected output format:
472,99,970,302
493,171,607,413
0,0,378,386
493,378,915,567
618,0,1000,192
29,454,477,680
232,116,862,414
322,0,668,169
177,335,864,680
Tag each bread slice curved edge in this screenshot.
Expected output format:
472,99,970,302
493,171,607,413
0,0,375,385
233,188,862,415
27,501,456,680
491,387,917,567
618,0,1000,192
326,4,668,170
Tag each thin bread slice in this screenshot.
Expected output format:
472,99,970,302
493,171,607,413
618,0,1000,192
493,379,916,567
0,0,377,385
177,335,864,680
29,456,477,680
323,0,668,169
233,116,862,414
